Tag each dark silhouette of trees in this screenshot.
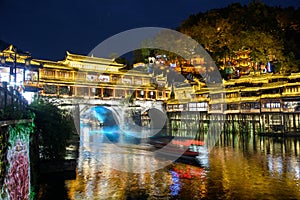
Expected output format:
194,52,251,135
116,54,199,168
179,2,300,73
29,99,75,160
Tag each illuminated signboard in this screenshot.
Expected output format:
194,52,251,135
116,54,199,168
99,75,110,82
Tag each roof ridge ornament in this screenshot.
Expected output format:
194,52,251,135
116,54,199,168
4,44,17,53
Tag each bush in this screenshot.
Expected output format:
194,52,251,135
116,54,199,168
29,99,75,160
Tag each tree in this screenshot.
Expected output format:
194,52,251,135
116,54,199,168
178,1,300,74
29,99,75,160
109,53,132,70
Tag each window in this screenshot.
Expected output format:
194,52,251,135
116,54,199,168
44,85,57,94
134,78,142,85
264,102,280,108
209,104,221,110
167,105,173,111
77,87,88,96
188,102,208,111
43,70,55,77
122,78,132,84
227,104,238,110
77,72,86,80
59,86,70,95
115,89,124,97
57,71,70,79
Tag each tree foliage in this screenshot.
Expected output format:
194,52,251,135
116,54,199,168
29,99,75,160
178,1,300,73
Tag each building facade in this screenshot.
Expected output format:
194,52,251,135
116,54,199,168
0,45,171,101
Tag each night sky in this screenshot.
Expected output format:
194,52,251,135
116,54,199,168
0,0,299,61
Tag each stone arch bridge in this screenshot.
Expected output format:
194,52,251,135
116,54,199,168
46,97,166,133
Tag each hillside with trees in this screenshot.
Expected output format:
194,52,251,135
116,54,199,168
178,1,300,77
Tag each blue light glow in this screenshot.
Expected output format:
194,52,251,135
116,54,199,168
170,171,181,196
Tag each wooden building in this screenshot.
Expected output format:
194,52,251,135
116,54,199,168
0,46,171,101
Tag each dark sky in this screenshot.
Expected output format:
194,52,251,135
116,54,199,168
0,0,299,60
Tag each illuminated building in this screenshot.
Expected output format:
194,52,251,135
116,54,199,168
167,72,300,133
0,45,41,90
0,45,171,101
232,48,252,74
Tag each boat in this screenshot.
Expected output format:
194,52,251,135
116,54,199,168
158,146,199,158
149,141,199,165
148,136,203,165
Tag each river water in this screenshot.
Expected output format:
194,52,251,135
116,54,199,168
38,124,300,200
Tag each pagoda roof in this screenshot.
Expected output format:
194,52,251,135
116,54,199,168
260,81,285,90
240,87,261,92
289,73,300,79
239,97,260,102
63,51,124,68
33,59,70,70
167,99,190,104
0,45,41,67
192,88,209,95
285,82,300,87
2,44,16,54
233,49,251,54
223,73,290,86
226,87,244,93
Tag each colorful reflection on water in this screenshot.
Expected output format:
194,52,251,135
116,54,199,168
39,123,300,199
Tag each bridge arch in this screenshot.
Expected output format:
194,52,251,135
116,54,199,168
79,104,122,126
78,104,166,134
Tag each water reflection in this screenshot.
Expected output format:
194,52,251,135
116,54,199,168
36,123,300,199
207,134,300,199
80,125,177,173
64,125,207,199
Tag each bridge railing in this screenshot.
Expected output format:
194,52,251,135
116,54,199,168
0,82,28,111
